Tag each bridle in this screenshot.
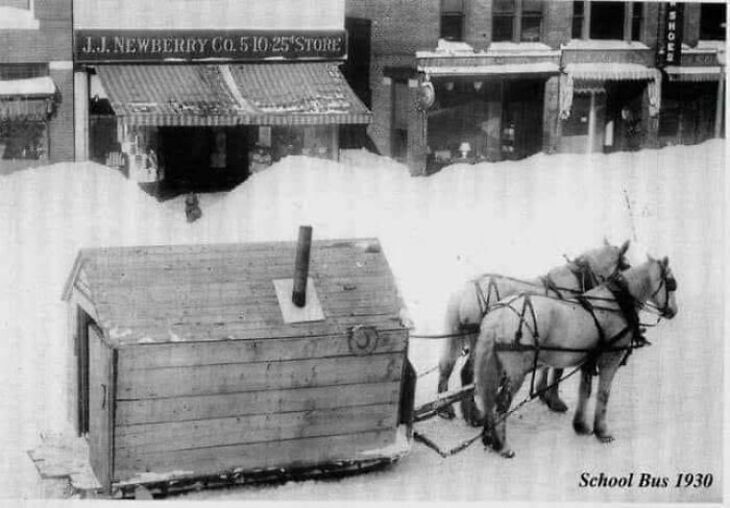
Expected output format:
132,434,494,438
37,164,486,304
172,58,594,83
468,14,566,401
641,261,677,319
569,251,630,292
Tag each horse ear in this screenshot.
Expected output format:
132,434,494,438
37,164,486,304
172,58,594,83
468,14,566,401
661,256,669,267
620,240,630,254
646,253,654,261
603,237,610,246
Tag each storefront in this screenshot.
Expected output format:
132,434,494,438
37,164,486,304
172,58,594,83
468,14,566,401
559,43,661,154
659,46,725,147
0,0,73,173
396,43,560,174
0,74,58,168
73,4,371,197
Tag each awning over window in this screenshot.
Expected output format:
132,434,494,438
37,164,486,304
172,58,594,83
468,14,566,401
0,76,57,121
95,65,248,126
560,63,662,120
96,63,371,127
228,63,371,125
564,63,659,82
664,66,724,82
419,62,560,78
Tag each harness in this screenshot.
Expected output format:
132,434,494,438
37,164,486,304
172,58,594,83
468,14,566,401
492,276,646,396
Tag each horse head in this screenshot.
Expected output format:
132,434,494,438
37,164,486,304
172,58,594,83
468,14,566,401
574,239,631,285
619,255,678,319
645,255,678,319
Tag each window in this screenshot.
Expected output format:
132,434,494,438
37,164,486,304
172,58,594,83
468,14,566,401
573,1,641,41
630,2,642,41
589,1,625,39
493,0,543,43
700,3,726,40
521,0,543,42
493,0,515,42
440,0,465,41
572,1,584,39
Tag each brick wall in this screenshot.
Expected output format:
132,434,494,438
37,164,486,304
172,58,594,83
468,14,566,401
543,0,573,49
48,67,75,162
682,2,701,48
346,0,440,55
0,0,72,63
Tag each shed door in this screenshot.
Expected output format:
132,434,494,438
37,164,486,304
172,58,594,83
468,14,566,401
88,324,115,493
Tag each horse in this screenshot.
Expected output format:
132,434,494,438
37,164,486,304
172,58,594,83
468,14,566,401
473,255,678,458
437,239,631,421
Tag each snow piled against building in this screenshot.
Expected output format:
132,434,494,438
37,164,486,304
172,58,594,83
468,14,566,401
0,140,724,500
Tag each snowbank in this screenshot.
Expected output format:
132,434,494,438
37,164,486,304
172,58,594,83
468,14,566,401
0,139,724,501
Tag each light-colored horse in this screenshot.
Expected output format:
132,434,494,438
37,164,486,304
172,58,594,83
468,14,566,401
473,255,678,458
438,240,631,421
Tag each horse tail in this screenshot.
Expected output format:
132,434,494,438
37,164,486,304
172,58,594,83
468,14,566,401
473,324,502,421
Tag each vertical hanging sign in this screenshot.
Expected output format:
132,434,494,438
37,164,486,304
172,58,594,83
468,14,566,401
659,2,684,67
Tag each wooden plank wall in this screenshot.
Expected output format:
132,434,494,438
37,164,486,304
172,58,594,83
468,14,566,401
112,330,408,481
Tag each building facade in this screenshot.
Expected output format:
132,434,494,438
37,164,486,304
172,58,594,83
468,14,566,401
346,0,726,175
73,0,370,196
0,0,74,173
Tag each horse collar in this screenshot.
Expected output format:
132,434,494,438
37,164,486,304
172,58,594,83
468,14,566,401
569,258,599,292
606,274,643,344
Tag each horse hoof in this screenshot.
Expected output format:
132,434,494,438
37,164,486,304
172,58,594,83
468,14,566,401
500,449,515,459
547,397,569,413
596,433,614,443
573,420,592,435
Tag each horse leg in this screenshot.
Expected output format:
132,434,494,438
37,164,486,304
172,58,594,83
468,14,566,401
593,359,620,443
474,331,502,452
436,335,462,419
540,368,568,413
572,365,594,435
460,345,483,426
490,360,527,458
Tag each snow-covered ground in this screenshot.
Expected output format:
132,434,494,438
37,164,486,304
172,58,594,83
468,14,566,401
0,141,724,503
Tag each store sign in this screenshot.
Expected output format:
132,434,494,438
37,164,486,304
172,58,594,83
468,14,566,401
75,30,347,63
659,3,683,67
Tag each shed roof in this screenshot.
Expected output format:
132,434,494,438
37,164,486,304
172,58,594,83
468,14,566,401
63,239,405,346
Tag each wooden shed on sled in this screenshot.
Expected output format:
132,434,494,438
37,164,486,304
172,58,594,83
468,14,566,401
62,235,415,495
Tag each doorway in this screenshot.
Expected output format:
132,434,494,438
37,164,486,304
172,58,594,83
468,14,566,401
76,307,92,436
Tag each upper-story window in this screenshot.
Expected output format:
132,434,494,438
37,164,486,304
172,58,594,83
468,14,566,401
440,0,465,42
0,0,38,30
493,0,543,43
572,1,642,41
700,2,726,40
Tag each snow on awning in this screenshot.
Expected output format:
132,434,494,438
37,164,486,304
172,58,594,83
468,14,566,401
227,63,371,125
0,77,57,121
96,63,371,127
0,76,56,97
95,65,251,126
564,63,658,82
665,66,724,82
560,63,662,120
419,62,560,78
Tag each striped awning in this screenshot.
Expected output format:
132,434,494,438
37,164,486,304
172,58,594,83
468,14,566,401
228,63,371,125
419,62,560,78
95,65,248,126
664,66,724,82
564,63,659,82
0,76,57,121
96,63,371,127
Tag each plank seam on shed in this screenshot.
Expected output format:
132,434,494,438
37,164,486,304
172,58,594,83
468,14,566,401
115,377,404,402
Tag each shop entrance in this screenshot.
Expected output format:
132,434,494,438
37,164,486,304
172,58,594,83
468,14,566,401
502,79,545,160
158,126,251,196
604,81,646,152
